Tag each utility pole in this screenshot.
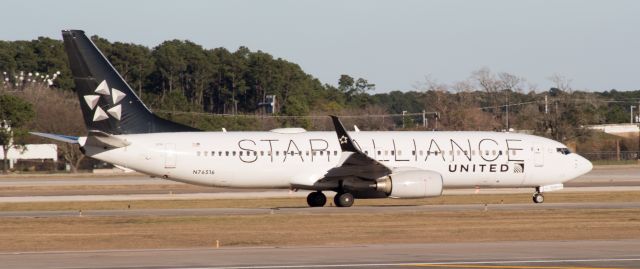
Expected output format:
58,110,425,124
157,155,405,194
544,95,548,114
402,110,407,129
422,110,427,128
505,90,509,131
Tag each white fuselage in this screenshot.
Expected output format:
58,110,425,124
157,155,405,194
82,130,592,190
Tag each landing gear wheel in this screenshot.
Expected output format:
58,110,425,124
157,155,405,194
307,191,326,207
334,192,355,207
532,192,544,204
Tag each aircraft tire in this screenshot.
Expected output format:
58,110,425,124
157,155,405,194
532,192,544,204
307,191,326,207
334,192,354,207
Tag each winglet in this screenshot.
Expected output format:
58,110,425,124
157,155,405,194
330,115,360,153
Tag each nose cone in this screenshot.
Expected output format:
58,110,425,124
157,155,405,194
575,155,593,177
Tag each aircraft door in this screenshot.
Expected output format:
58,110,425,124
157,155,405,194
164,143,176,168
533,144,544,167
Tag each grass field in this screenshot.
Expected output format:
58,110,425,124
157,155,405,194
1,207,639,252
0,191,639,252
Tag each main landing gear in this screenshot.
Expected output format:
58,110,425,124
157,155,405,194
532,187,544,204
334,192,354,207
306,191,355,207
306,191,326,207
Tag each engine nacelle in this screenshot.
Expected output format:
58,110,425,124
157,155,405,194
375,170,443,198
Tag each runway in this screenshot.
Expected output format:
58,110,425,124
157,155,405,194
1,201,639,218
2,240,639,269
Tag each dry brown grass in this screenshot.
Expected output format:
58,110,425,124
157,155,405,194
0,184,209,196
1,208,638,252
1,192,638,252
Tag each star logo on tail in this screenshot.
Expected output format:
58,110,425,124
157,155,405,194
339,135,348,144
83,80,126,122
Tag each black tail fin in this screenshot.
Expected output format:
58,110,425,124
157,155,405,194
61,30,198,134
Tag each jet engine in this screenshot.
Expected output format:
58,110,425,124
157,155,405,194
374,170,443,198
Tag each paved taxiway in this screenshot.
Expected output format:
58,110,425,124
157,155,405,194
2,239,639,269
1,201,639,218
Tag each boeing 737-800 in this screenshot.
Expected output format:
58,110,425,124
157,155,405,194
33,30,593,207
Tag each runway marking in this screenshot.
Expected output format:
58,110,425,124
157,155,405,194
191,259,640,269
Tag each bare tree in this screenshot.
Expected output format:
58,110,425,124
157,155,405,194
548,73,573,93
16,85,87,172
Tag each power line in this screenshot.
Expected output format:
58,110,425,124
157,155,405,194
153,110,432,119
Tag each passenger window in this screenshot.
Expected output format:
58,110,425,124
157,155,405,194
197,151,201,156
233,151,236,156
377,150,381,155
391,151,395,156
306,151,309,156
204,151,208,157
239,151,243,156
420,150,424,156
398,150,402,155
225,151,229,156
276,151,279,156
492,150,496,155
260,151,264,156
334,151,338,156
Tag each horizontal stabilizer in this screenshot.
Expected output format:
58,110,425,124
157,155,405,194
30,132,79,144
82,130,131,149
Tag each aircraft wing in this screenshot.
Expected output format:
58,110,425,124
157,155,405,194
323,116,392,180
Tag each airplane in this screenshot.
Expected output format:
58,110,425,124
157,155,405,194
32,30,593,207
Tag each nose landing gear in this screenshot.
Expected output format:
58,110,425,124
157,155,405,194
532,192,544,203
532,186,544,203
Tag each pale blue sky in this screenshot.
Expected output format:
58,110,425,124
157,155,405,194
1,0,638,92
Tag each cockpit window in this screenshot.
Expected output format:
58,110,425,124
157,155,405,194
557,148,571,155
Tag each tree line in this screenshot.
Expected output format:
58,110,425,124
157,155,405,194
1,36,640,172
